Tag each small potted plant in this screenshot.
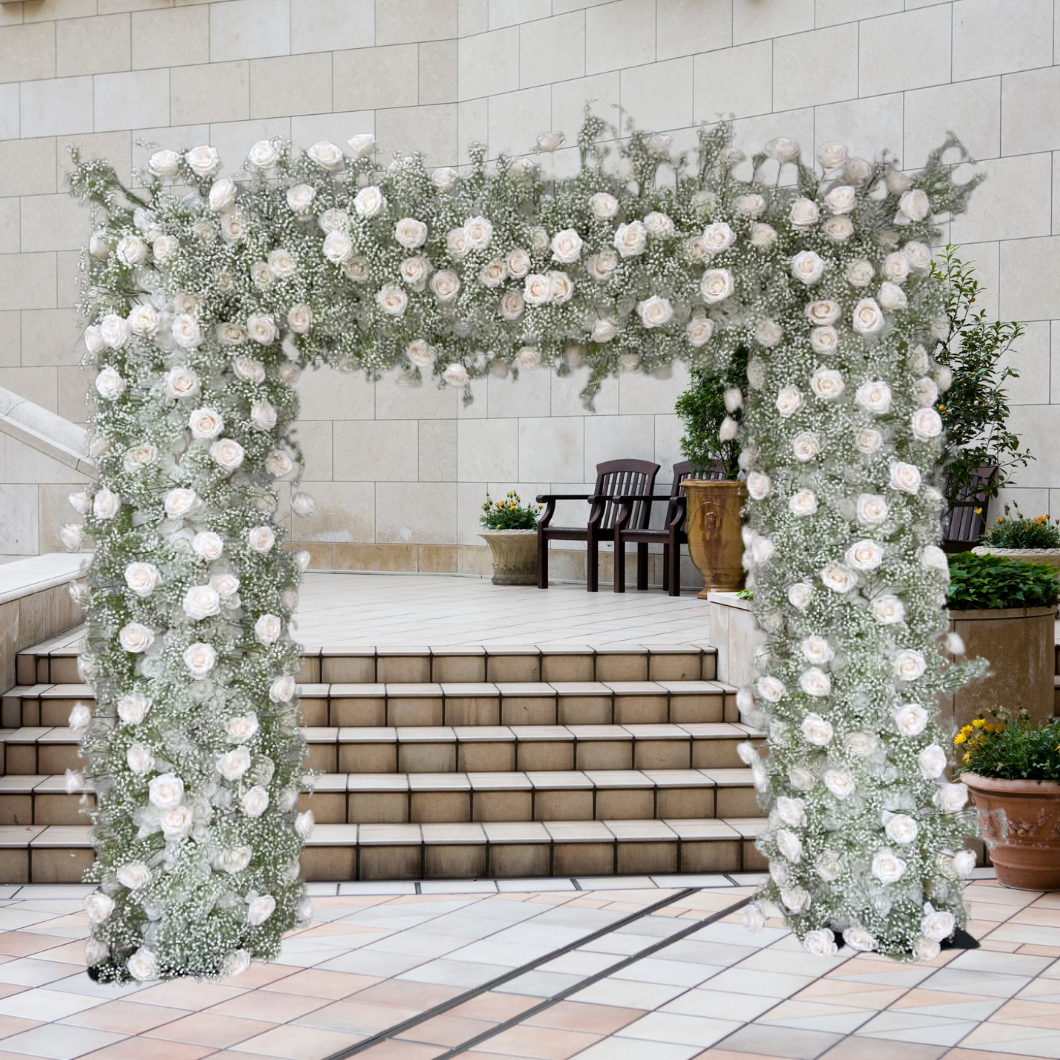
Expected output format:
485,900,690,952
945,552,1060,729
674,349,748,594
479,492,541,585
974,503,1060,572
957,709,1060,890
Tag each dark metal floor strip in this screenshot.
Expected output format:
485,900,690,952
321,885,701,1060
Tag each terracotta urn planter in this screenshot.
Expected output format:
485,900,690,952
479,529,537,585
961,772,1060,890
973,546,1060,573
680,479,747,598
942,606,1056,729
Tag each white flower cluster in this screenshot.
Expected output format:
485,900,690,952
70,117,981,975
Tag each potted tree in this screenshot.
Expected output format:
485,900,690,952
958,709,1060,890
973,504,1060,572
944,552,1060,729
479,492,541,585
674,349,747,595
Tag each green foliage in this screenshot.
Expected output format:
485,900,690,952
674,347,748,480
735,588,754,600
979,503,1060,549
480,492,541,530
946,551,1060,610
932,247,1033,507
954,709,1060,782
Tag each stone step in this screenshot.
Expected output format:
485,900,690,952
2,680,738,729
0,766,763,827
0,818,768,883
15,635,717,688
0,722,762,776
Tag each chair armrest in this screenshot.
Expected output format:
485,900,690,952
535,494,592,502
612,494,669,505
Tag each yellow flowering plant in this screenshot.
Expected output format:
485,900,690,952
480,492,541,530
954,708,1060,781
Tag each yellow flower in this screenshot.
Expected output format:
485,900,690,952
972,719,986,728
960,725,974,735
954,732,967,745
974,508,982,515
963,752,971,763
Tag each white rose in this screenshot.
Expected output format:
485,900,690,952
886,166,912,194
125,946,159,982
248,401,276,432
824,769,856,801
823,216,854,243
789,767,815,792
746,358,766,390
790,198,819,227
513,346,540,371
844,156,873,184
69,490,90,516
824,185,856,217
589,192,618,220
952,850,976,878
872,848,907,884
893,703,929,738
208,178,236,213
151,235,177,262
164,366,200,400
164,488,199,518
883,813,919,845
890,461,921,494
800,713,833,746
801,636,834,665
845,730,879,757
295,810,314,838
878,281,907,311
430,270,461,304
84,325,105,356
686,314,714,348
856,494,889,526
547,228,582,265
851,298,885,336
220,846,253,874
749,534,774,563
323,230,354,265
843,927,877,952
241,785,269,818
183,584,220,621
856,429,883,455
375,284,408,317
920,546,948,574
750,223,777,249
746,471,770,501
183,641,217,677
247,894,276,926
119,622,154,653
855,381,892,415
227,714,259,744
799,667,831,698
188,408,224,441
391,216,427,249
427,166,458,193
904,241,932,273
911,408,943,443
810,368,844,401
160,804,193,839
169,314,202,351
792,432,820,463
117,692,148,725
755,319,782,348
591,318,618,343
282,306,312,338
846,539,884,572
781,886,811,914
788,490,817,518
847,260,875,288
126,742,155,775
817,141,848,171
613,221,647,258
893,648,927,682
66,702,91,737
820,563,856,593
805,301,839,329
127,304,159,337
217,746,251,781
898,188,930,222
921,907,955,943
756,675,786,703
124,562,160,597
99,315,129,351
148,773,184,810
536,130,565,152
92,488,120,520
251,613,281,646
882,251,910,284
307,140,344,170
243,315,277,349
211,573,239,598
116,235,148,266
936,782,969,813
116,862,150,890
522,273,552,307
61,523,83,551
735,194,765,217
775,797,805,828
247,139,279,168
185,145,219,177
286,185,317,216
270,674,296,703
917,744,947,780
549,271,573,304
637,295,673,329
84,892,115,925
765,136,800,163
775,829,802,863
775,385,804,418
210,438,245,472
248,526,275,553
214,322,245,348
700,268,734,304
149,149,181,178
913,376,939,408
501,246,530,279
234,356,266,384
702,222,735,254
791,251,825,285
871,594,905,625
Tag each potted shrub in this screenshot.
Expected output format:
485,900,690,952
479,492,541,585
944,552,1060,729
674,349,747,595
957,709,1060,890
973,503,1060,572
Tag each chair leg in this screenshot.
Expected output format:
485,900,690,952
668,538,681,597
661,545,670,593
537,533,548,589
587,534,599,592
637,543,648,591
614,535,625,594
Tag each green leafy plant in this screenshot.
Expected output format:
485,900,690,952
932,247,1033,507
946,551,1060,610
481,492,541,530
674,347,748,480
954,709,1060,782
979,503,1060,549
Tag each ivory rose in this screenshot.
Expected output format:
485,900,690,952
613,221,647,257
789,490,817,517
791,251,825,285
700,268,734,303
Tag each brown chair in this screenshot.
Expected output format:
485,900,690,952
941,465,997,553
613,460,725,596
536,459,660,591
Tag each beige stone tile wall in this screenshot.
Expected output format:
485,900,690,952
0,0,1056,561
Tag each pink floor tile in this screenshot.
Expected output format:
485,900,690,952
467,1023,603,1059
60,999,191,1034
148,1010,276,1047
229,1023,367,1059
0,1017,40,1042
129,979,248,1010
447,993,540,1022
207,989,332,1023
395,1012,497,1046
75,1040,217,1060
522,1001,646,1035
351,980,466,1009
0,934,69,958
355,1041,445,1059
262,968,382,999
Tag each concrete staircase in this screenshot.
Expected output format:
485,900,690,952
0,632,769,883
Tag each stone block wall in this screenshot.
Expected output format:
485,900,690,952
0,0,1057,566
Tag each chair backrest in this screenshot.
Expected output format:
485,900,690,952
593,459,660,530
941,465,997,550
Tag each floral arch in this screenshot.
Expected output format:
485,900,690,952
67,115,982,982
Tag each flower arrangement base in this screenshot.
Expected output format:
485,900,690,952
972,546,1060,573
961,773,1060,890
480,530,538,585
681,479,747,598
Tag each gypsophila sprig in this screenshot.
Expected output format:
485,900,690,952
68,114,981,977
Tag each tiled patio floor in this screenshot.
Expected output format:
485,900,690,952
0,871,1057,1059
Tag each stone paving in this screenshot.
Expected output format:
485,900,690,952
0,871,1054,1059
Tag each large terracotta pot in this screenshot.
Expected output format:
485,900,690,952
479,529,537,585
681,479,747,599
942,606,1056,729
972,546,1060,573
961,772,1060,890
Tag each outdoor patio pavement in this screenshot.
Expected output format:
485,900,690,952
0,871,1055,1059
